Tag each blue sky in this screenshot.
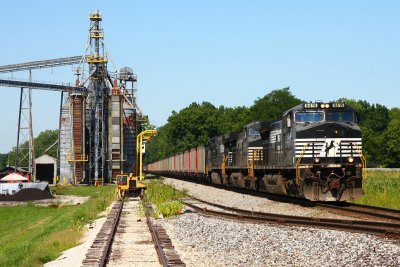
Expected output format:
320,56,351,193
0,1,399,153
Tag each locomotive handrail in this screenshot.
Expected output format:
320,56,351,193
248,159,254,177
248,150,255,177
353,143,367,179
296,143,310,185
221,154,228,177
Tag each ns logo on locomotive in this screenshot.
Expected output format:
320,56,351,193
144,102,366,201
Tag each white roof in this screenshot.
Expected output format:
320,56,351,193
35,154,57,164
0,173,29,181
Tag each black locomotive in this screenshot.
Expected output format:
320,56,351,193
145,102,365,201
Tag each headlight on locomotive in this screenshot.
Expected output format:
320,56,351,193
348,156,354,163
314,157,320,164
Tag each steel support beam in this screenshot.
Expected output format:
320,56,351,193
0,79,87,94
0,56,82,73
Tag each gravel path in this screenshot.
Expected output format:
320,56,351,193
163,178,356,220
157,178,400,266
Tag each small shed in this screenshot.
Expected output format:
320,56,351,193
35,155,57,184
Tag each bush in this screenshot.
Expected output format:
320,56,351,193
143,179,186,217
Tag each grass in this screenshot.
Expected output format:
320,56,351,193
0,185,117,267
143,179,187,218
353,170,400,209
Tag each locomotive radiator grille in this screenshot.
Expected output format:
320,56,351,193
248,147,263,161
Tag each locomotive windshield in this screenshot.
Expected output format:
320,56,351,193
248,128,260,136
326,111,355,122
295,112,324,123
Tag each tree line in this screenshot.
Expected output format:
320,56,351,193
144,88,400,168
1,88,398,169
0,130,58,169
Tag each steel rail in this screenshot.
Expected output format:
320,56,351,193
183,198,400,238
82,199,123,267
349,202,400,214
185,197,400,229
145,203,186,267
315,202,400,222
145,203,169,267
100,200,123,267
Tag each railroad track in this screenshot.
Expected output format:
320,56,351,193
82,197,185,267
82,199,123,266
316,202,400,222
183,197,400,239
164,176,400,222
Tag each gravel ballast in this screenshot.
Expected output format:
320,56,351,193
157,178,400,266
163,178,356,220
157,213,400,267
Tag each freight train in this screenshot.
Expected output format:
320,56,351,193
144,102,366,201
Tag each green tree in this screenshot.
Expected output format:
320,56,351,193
337,98,391,167
34,130,59,158
358,102,389,133
144,88,303,164
383,108,400,167
1,130,59,169
167,102,221,153
249,87,302,121
335,98,389,132
141,115,157,131
218,105,250,134
144,102,224,163
0,153,8,169
7,144,28,168
144,124,173,163
360,126,385,167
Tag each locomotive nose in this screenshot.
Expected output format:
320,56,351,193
314,121,358,139
331,122,349,138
